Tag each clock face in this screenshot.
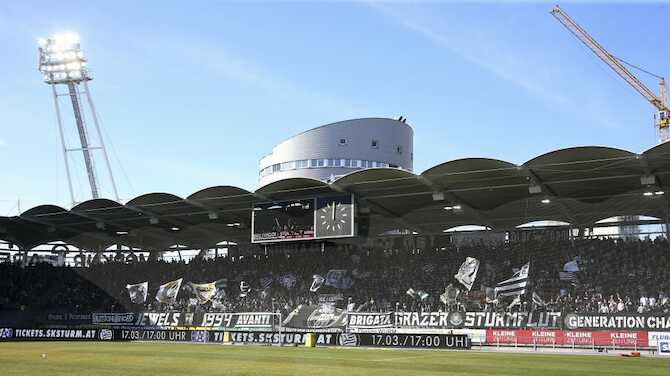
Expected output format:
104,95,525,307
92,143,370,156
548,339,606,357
315,195,354,238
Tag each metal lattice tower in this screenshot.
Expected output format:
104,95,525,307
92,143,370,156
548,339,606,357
38,33,119,206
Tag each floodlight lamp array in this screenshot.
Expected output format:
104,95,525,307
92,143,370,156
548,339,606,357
38,33,91,84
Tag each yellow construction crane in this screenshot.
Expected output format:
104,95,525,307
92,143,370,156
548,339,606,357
551,5,669,143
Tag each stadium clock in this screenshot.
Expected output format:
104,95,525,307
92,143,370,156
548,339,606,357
315,195,354,238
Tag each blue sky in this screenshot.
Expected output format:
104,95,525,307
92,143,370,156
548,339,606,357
0,0,668,213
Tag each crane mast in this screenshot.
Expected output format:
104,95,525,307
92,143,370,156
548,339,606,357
551,5,669,143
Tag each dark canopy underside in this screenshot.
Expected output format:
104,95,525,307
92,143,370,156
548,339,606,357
2,144,669,250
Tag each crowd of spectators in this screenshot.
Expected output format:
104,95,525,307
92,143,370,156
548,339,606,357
1,237,669,315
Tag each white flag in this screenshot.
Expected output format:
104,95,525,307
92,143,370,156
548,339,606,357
454,257,480,291
406,288,429,301
189,282,217,304
310,275,325,292
126,282,148,304
495,263,529,297
155,278,183,304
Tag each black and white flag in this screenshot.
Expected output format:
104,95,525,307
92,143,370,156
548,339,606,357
189,282,217,304
239,280,250,297
454,257,479,291
532,291,547,307
155,278,182,304
559,271,578,284
126,281,148,304
310,274,325,292
494,263,529,297
406,288,429,301
260,275,273,290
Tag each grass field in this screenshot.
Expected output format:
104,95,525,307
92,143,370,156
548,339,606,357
1,342,668,376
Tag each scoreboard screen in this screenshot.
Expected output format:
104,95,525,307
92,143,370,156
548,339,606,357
251,195,354,243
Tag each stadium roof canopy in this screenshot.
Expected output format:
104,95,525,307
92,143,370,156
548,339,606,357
2,143,670,250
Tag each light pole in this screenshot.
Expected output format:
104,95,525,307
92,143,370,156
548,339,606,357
38,33,119,206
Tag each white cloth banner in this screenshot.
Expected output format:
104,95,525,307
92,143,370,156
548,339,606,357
454,257,480,291
310,274,325,292
189,282,217,304
155,278,182,304
126,282,148,304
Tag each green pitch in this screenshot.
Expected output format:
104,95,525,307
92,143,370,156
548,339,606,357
0,342,668,376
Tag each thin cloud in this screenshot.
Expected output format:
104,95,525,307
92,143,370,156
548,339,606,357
169,41,371,118
367,2,569,107
365,2,632,131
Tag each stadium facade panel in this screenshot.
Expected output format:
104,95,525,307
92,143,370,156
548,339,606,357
258,118,414,186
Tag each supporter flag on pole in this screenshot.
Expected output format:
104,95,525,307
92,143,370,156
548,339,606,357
507,295,521,310
563,260,580,272
239,281,250,297
260,275,273,290
278,273,298,289
422,263,436,273
406,288,429,301
325,269,354,289
494,263,529,297
155,278,183,304
310,274,325,292
189,282,217,304
440,284,460,305
532,291,547,307
559,271,578,285
126,281,148,304
454,257,480,291
214,278,228,294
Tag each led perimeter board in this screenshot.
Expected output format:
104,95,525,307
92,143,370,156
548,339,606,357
251,195,354,243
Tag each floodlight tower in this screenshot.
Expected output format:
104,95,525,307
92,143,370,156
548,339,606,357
38,33,119,206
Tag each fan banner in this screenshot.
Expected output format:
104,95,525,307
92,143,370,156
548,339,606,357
563,313,670,330
10,310,670,331
282,304,347,330
131,312,276,329
346,312,393,329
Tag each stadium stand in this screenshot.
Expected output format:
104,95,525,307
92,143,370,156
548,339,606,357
2,238,669,315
